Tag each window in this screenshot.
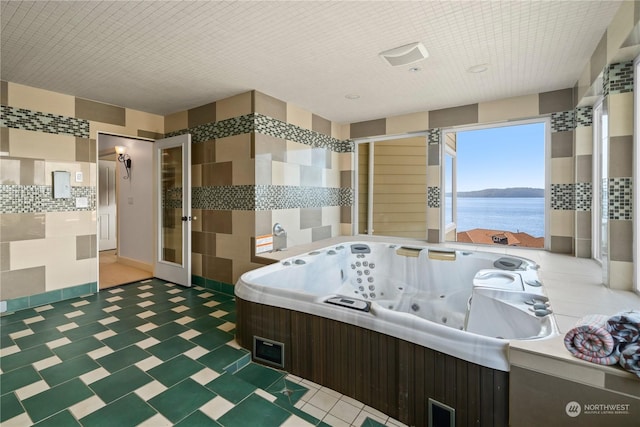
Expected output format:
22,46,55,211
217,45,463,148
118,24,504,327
443,120,547,248
443,147,456,240
355,120,547,248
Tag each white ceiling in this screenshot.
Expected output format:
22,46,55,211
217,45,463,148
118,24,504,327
1,1,623,124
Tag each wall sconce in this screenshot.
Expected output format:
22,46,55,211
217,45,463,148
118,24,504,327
115,146,132,179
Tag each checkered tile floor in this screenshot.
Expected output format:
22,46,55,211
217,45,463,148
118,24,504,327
1,279,406,426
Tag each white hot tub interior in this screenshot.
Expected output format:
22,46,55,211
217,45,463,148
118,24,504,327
250,242,557,341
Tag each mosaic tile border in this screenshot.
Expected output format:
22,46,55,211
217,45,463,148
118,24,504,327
551,110,575,133
428,128,441,145
167,114,351,153
192,185,256,210
575,182,592,211
427,186,440,208
575,106,592,127
551,183,575,210
254,114,351,153
0,105,89,138
0,185,96,214
166,114,254,143
191,185,352,211
601,178,608,220
341,139,356,153
604,61,634,96
255,185,352,210
608,177,632,220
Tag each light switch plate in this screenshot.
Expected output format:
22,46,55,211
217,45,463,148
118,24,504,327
75,171,83,182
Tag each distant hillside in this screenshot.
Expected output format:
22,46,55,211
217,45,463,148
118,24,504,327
455,187,544,198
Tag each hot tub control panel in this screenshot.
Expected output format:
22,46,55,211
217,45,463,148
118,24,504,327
350,244,371,254
325,296,371,312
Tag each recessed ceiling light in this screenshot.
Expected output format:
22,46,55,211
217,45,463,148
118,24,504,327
467,63,489,73
345,94,360,100
409,67,421,72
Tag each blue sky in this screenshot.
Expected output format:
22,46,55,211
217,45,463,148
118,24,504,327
454,122,545,192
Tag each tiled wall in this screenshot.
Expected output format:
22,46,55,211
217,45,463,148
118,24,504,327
165,92,258,289
572,0,637,289
575,108,593,258
166,91,352,288
0,81,164,311
604,68,634,290
255,93,351,250
348,88,577,252
1,84,352,307
546,89,578,255
427,130,440,241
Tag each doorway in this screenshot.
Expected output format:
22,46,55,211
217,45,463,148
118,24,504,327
154,134,192,286
98,159,117,251
355,135,428,239
97,133,154,288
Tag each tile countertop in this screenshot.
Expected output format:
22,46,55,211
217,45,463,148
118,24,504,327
256,236,640,382
509,335,639,384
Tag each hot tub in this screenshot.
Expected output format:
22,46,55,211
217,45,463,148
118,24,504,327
234,241,559,425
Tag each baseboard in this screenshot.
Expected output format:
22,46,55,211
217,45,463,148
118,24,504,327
0,282,98,313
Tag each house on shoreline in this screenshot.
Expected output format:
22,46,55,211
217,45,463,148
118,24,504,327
457,228,544,248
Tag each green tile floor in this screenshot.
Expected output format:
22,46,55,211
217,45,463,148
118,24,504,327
0,279,405,426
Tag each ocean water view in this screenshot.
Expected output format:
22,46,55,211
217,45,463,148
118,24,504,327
446,197,545,237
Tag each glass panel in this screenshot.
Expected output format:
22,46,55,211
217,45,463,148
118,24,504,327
445,153,454,226
600,106,609,284
161,146,183,265
592,103,601,261
358,143,370,234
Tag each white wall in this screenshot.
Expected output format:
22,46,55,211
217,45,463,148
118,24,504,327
98,134,154,265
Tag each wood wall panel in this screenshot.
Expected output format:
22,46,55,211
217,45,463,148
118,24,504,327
236,298,509,426
412,345,424,425
493,370,509,427
372,137,427,238
289,311,311,377
455,358,469,424
480,369,496,426
374,145,425,156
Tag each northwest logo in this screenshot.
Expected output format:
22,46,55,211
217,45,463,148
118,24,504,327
565,401,581,417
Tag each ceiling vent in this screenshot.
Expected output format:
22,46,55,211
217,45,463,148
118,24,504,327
379,42,429,67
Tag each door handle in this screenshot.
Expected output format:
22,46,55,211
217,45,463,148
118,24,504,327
181,216,194,222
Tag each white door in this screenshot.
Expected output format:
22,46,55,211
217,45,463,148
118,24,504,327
154,134,192,286
98,160,117,251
